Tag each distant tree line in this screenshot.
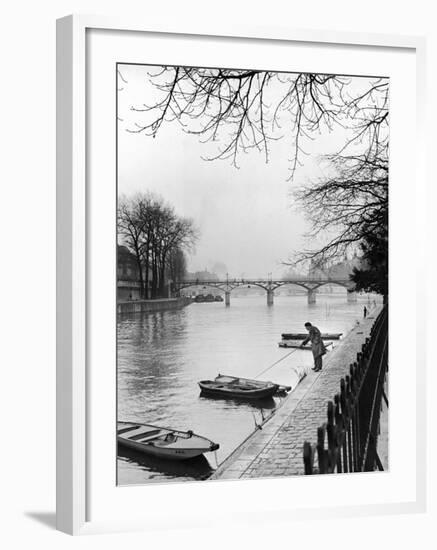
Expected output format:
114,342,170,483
118,193,198,299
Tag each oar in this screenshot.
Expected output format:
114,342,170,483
254,348,299,379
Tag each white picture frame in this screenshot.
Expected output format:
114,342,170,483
56,14,427,535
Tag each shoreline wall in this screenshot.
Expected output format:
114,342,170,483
117,297,192,315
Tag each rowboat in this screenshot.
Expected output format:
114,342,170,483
198,374,282,400
279,340,334,349
281,332,342,340
279,331,340,349
216,374,292,395
117,421,219,460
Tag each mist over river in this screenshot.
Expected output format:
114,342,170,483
117,293,380,485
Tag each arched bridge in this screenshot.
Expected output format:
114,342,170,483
172,278,357,306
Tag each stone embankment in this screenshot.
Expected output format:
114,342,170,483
117,297,192,314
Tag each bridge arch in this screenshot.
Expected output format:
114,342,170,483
310,281,351,291
306,281,357,304
241,282,273,291
272,281,312,292
175,282,227,293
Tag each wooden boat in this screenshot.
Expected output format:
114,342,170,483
279,331,340,349
198,374,281,400
281,332,342,340
216,374,292,395
279,340,333,349
117,421,219,460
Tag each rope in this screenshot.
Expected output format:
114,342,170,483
254,348,299,379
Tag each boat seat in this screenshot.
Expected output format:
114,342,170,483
118,425,140,435
128,429,162,441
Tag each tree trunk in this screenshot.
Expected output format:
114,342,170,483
144,246,149,300
159,265,166,297
158,251,167,297
151,256,158,299
134,248,145,299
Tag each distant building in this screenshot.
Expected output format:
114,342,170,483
181,269,220,297
117,245,139,281
328,254,361,279
184,269,219,282
307,259,329,280
308,255,361,280
117,244,152,300
307,255,362,293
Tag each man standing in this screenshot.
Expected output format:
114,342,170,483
300,322,327,372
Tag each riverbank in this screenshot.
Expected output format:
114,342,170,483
210,306,383,480
117,294,380,484
117,297,192,315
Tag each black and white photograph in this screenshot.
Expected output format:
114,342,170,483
2,0,434,543
116,63,388,485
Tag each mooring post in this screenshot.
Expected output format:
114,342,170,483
308,289,316,304
267,289,274,306
225,291,231,306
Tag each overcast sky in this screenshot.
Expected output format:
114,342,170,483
117,65,378,278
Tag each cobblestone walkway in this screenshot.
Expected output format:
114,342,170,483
211,308,381,480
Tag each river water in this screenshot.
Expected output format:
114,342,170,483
117,293,379,485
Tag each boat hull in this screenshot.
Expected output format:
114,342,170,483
215,374,291,395
281,332,342,340
118,438,209,460
278,340,334,349
198,381,279,400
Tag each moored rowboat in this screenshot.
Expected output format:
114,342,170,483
216,374,291,395
278,340,334,349
279,331,340,349
198,374,280,400
281,332,342,340
117,421,219,460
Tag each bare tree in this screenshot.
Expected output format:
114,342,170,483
152,207,198,296
118,192,198,299
122,66,389,282
168,247,188,284
291,151,388,266
118,195,148,297
125,67,388,179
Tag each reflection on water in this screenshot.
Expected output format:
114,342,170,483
198,393,277,409
118,445,214,482
117,293,379,485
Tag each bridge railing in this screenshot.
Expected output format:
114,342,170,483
303,306,388,474
174,277,352,287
